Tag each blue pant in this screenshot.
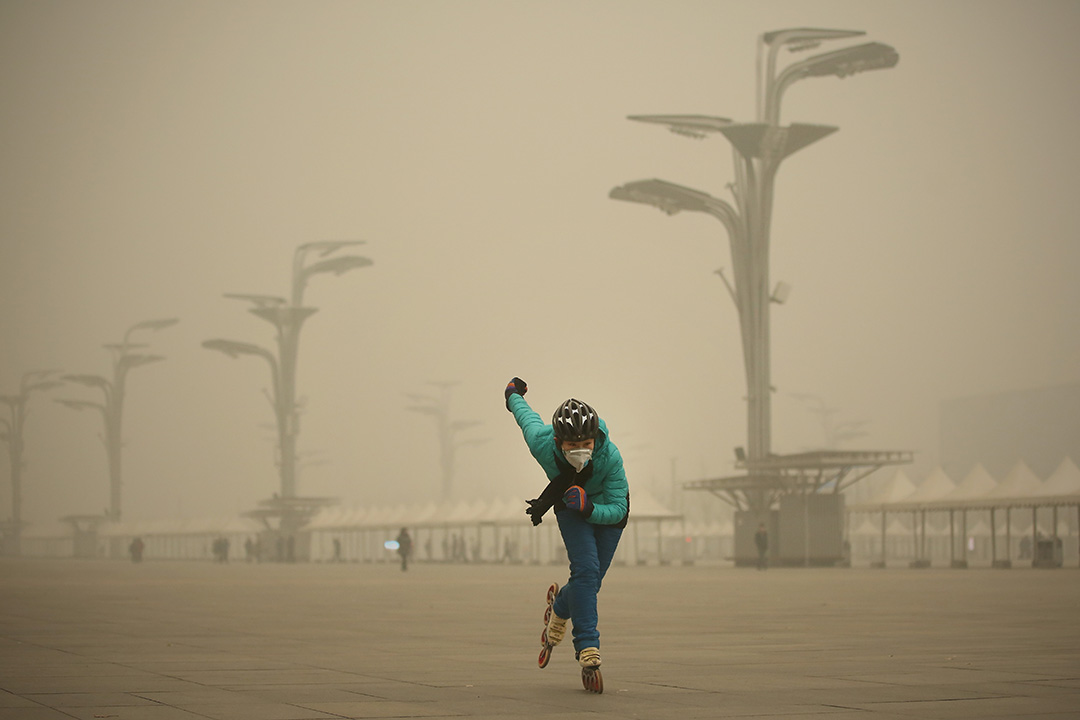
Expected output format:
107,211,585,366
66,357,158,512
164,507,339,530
551,509,623,652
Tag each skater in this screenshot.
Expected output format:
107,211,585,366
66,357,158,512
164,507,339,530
505,377,629,693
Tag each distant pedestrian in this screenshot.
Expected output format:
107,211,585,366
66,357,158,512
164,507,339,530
396,528,413,571
129,537,145,563
332,538,343,563
754,523,768,570
212,537,230,563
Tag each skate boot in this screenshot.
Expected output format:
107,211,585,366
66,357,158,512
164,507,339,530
538,582,567,668
577,647,603,693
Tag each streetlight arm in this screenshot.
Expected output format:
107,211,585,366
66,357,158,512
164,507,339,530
202,339,278,369
26,380,63,393
55,398,107,415
119,354,166,372
300,256,374,282
297,240,366,257
609,179,739,240
758,28,866,121
767,42,899,125
21,370,61,393
224,293,287,308
293,256,373,307
62,374,112,404
627,114,733,140
123,317,178,346
203,339,280,406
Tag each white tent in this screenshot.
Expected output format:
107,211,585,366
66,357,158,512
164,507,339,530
940,463,997,502
1037,457,1080,499
848,468,919,512
850,515,882,537
986,460,1044,500
890,467,955,509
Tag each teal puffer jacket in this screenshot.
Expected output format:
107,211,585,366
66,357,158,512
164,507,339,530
509,394,629,526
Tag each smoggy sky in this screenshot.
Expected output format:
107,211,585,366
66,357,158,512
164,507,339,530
2,0,1079,525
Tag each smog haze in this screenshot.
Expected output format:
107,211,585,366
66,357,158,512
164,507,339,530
2,0,1079,525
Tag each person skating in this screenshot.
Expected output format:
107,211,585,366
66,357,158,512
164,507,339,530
505,377,629,693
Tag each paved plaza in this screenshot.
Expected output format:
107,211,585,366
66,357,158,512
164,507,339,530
0,558,1077,719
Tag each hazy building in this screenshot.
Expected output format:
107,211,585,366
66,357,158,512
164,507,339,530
939,383,1080,479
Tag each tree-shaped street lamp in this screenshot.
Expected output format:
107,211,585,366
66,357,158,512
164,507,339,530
611,28,899,519
56,318,178,522
203,242,372,505
789,392,870,450
405,382,486,504
1,371,62,554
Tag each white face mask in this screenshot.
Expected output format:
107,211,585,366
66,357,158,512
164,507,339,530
563,448,592,473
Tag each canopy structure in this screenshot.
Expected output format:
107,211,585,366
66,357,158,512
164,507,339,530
1036,458,1080,503
846,468,917,512
847,458,1080,569
940,464,997,504
685,449,913,511
304,491,679,532
985,461,1043,502
302,491,683,565
886,467,955,511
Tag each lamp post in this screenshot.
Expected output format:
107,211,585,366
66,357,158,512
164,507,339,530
610,28,897,516
203,241,372,502
1,371,62,554
56,318,178,522
405,382,486,503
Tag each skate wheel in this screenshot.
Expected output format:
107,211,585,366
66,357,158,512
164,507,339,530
541,627,549,644
539,644,552,669
544,605,552,624
546,583,559,605
582,667,603,693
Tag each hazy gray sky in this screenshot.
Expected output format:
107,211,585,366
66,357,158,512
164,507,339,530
2,0,1079,524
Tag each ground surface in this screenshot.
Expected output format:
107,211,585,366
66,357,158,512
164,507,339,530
1,558,1077,719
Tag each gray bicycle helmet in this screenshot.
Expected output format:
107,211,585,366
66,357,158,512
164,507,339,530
552,398,599,442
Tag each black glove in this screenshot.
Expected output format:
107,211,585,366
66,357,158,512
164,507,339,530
505,377,528,410
525,498,545,526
